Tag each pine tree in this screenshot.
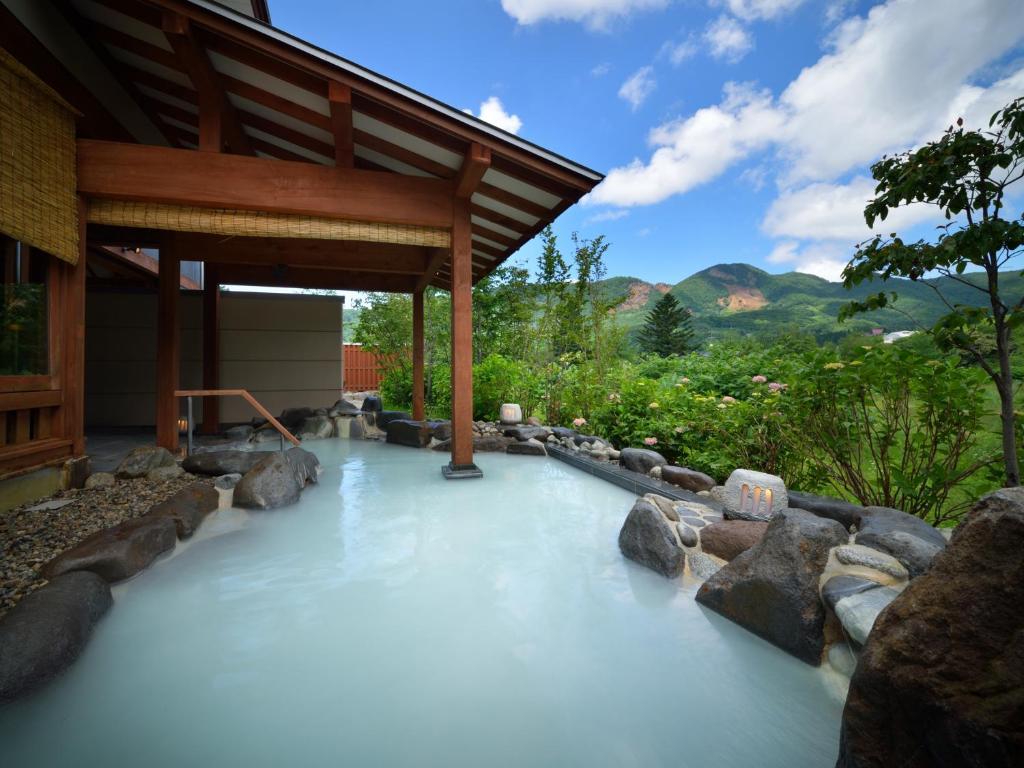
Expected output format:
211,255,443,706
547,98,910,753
637,293,694,357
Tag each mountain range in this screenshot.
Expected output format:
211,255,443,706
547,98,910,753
598,263,1024,342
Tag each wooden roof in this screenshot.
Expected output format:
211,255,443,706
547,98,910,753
41,0,603,285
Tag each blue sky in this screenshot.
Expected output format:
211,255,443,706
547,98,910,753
270,0,1024,285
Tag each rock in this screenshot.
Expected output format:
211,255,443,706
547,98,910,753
499,403,523,425
234,453,302,509
526,416,542,426
386,419,435,448
503,426,552,442
431,421,452,442
84,472,115,489
834,587,901,646
147,482,219,538
660,465,716,493
41,515,178,582
146,464,184,482
834,545,909,580
115,446,177,479
277,406,316,431
361,395,383,413
225,424,254,441
214,473,242,490
252,427,283,443
376,410,412,430
0,572,113,704
821,575,885,611
722,469,788,521
676,523,698,547
331,398,362,415
551,427,577,440
788,490,863,529
687,551,723,581
857,530,943,579
837,488,1024,768
507,439,547,456
681,516,705,528
619,447,667,475
696,508,848,664
434,435,515,453
827,643,858,677
649,465,662,479
284,447,320,487
297,414,334,440
853,507,947,578
574,434,609,448
182,450,273,476
645,494,679,521
699,520,768,562
618,498,686,578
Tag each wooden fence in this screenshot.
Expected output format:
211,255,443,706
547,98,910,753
342,344,382,391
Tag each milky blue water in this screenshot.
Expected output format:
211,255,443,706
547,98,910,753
0,440,843,767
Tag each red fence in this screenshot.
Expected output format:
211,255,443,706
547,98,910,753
342,344,382,391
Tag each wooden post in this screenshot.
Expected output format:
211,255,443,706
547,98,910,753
201,263,220,434
329,81,354,168
443,198,480,478
412,288,425,421
63,197,88,455
156,237,180,451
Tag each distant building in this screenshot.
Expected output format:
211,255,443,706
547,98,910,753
883,330,916,344
870,328,884,336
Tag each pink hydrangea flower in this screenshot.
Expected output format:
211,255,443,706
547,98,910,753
768,382,787,392
643,437,658,446
573,417,587,427
751,375,767,383
680,377,690,383
721,396,737,404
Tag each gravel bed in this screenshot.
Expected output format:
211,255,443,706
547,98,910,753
0,474,209,620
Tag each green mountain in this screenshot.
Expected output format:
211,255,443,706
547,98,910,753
601,263,1024,342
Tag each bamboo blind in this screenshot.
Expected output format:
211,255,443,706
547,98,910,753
0,47,79,265
86,200,451,248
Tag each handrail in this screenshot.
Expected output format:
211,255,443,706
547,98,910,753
174,388,301,454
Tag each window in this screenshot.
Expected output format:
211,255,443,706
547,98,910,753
1,235,49,376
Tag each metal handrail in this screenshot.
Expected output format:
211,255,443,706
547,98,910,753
174,389,301,455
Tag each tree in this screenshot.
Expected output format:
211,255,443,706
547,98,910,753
840,97,1024,486
637,292,694,357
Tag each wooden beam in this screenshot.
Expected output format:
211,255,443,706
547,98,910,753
469,202,531,235
448,198,476,473
162,11,253,155
201,264,220,435
186,236,432,273
329,81,354,168
156,239,181,452
415,248,449,292
456,143,491,199
217,264,417,293
62,198,88,455
412,289,425,422
77,140,455,229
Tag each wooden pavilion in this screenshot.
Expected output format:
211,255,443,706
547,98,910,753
0,0,601,483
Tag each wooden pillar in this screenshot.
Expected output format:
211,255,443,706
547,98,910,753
412,289,425,421
156,238,180,451
443,198,480,478
62,197,88,456
200,263,220,434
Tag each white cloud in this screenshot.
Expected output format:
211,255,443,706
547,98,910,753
766,240,852,281
739,164,768,192
585,209,630,225
660,36,699,66
704,15,753,62
824,0,853,25
713,0,809,21
618,66,657,110
501,0,668,29
591,62,612,76
762,176,937,241
468,97,523,134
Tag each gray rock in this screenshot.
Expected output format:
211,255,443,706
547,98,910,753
386,419,435,448
431,421,452,442
696,508,848,664
686,551,722,581
147,482,219,538
42,515,177,582
503,426,552,442
234,453,302,509
834,544,909,580
676,523,698,547
680,516,706,528
699,520,768,561
214,473,242,490
331,398,362,415
788,490,863,529
115,446,176,479
857,505,948,548
821,575,885,611
507,439,547,456
551,427,577,440
374,410,411,430
645,494,679,521
146,464,184,482
858,529,944,578
348,417,365,440
573,434,608,447
722,469,788,521
618,498,686,578
284,448,320,487
619,447,667,475
834,587,901,646
0,572,112,704
252,427,283,443
84,472,115,489
277,407,316,431
225,424,254,441
661,465,716,492
360,395,383,413
182,450,274,476
297,414,334,440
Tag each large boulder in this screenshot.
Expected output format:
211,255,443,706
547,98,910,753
115,446,176,479
297,414,334,440
331,398,362,416
661,465,716,493
376,410,412,431
696,508,848,664
41,515,178,582
0,572,112,703
619,447,667,475
284,447,320,488
722,469,788,521
431,421,452,442
618,498,686,578
833,586,901,646
361,395,382,413
503,425,552,442
182,450,272,476
551,427,577,441
147,482,218,538
788,491,863,529
699,520,767,561
431,435,514,452
277,406,316,431
386,420,435,448
837,488,1024,767
234,453,302,509
854,506,946,577
507,439,547,456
